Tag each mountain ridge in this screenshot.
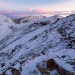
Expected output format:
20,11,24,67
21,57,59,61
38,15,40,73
0,14,75,75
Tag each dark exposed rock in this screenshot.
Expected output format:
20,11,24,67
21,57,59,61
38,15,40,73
41,51,45,55
13,19,21,24
11,68,21,75
46,59,75,75
1,63,5,67
46,59,58,70
36,64,50,75
57,67,74,75
39,21,50,26
61,55,66,58
57,21,75,49
0,67,21,75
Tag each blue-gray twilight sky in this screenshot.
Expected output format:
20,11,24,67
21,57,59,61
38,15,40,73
0,0,75,16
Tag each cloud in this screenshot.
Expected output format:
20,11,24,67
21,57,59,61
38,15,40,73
0,9,73,18
3,9,59,15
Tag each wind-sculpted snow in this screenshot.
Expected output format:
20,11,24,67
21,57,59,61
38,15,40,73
0,14,75,75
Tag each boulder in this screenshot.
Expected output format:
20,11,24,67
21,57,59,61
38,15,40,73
46,59,58,70
11,68,20,75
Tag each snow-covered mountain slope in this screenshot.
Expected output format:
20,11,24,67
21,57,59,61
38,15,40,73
0,14,75,75
0,14,15,41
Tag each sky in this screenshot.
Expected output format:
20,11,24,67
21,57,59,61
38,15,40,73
0,0,75,17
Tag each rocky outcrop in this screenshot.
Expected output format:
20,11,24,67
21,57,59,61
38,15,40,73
46,59,74,75
57,14,75,49
0,67,21,75
46,59,58,71
36,64,50,75
57,67,74,75
11,68,21,75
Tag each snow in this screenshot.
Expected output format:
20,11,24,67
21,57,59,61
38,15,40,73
21,48,75,75
54,58,74,72
5,70,12,75
13,63,20,70
0,14,75,75
0,14,14,41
